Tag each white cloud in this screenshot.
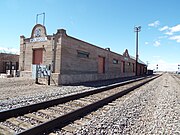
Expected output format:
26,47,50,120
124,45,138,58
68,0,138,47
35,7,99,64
148,23,180,44
159,24,180,36
153,40,160,47
170,24,180,33
145,42,149,45
148,20,160,27
149,63,178,71
159,26,169,31
161,24,180,43
148,57,178,71
0,47,19,54
164,31,173,35
169,35,180,43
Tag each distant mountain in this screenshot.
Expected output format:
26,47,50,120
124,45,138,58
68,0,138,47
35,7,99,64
0,47,19,55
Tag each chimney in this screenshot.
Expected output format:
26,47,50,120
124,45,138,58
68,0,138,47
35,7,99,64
57,29,67,36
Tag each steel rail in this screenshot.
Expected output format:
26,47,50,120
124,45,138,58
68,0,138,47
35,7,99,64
0,76,151,122
172,74,180,85
18,75,161,135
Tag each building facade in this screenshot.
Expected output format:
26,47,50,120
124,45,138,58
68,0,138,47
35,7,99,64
0,53,19,74
19,24,146,85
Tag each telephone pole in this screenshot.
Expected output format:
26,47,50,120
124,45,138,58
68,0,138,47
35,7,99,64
134,26,141,76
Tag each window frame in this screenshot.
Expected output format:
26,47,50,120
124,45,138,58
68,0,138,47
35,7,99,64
113,59,118,64
77,50,89,58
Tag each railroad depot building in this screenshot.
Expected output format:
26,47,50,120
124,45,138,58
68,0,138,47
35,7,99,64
19,24,147,85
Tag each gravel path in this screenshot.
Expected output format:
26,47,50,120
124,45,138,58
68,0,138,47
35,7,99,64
75,73,180,134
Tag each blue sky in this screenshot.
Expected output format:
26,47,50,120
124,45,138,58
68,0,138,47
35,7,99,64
0,0,180,71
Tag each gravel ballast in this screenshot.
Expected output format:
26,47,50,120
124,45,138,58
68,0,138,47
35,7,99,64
1,74,179,134
75,73,180,134
0,76,138,111
0,77,95,111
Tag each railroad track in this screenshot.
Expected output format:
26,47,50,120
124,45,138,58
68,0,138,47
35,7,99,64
0,75,160,135
171,74,180,85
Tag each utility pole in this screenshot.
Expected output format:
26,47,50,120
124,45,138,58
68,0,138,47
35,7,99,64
134,26,141,76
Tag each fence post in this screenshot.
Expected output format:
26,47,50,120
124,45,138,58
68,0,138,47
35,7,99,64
35,65,38,84
9,61,12,76
48,64,51,85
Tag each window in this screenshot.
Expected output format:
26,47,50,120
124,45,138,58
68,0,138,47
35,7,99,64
128,62,131,66
113,59,118,64
77,50,89,58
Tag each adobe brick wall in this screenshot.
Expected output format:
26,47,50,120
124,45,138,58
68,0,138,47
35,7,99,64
60,33,136,76
19,36,54,71
0,53,19,73
19,25,62,74
55,31,137,84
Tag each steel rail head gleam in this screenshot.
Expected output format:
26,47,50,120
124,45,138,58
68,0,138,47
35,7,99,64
17,75,161,135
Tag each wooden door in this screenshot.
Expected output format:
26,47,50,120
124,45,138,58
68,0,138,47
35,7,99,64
132,63,135,72
33,49,43,64
98,56,105,73
121,61,125,73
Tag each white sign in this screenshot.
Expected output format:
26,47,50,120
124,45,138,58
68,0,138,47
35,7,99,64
32,64,51,79
30,37,47,42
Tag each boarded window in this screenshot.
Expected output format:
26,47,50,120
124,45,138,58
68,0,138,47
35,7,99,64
77,50,89,58
113,59,118,64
